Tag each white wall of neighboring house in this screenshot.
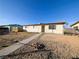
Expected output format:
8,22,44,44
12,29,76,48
71,23,79,29
23,25,41,32
23,24,64,34
45,24,64,34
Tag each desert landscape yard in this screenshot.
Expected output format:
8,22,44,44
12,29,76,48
0,32,36,50
3,33,79,59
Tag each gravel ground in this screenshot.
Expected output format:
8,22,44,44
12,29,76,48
3,33,79,59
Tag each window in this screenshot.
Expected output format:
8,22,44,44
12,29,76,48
49,24,56,29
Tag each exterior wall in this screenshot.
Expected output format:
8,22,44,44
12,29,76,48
4,26,11,32
11,27,23,32
23,24,64,34
45,24,64,34
4,26,23,32
12,27,18,32
2,25,23,32
23,25,41,32
71,23,79,29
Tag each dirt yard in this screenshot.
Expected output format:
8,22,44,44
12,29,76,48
0,32,36,50
3,33,79,59
39,34,79,59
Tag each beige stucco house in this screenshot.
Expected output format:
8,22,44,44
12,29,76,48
23,22,65,34
71,21,79,31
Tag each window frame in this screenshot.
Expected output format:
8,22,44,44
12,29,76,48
49,24,56,29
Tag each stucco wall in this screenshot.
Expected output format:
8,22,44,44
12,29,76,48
23,25,41,32
45,24,64,34
71,23,79,29
23,24,64,34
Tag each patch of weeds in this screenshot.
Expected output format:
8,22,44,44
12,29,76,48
1,45,9,47
13,40,19,43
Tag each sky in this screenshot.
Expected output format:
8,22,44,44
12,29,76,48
0,0,79,26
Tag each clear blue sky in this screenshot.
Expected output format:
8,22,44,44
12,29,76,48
0,0,79,26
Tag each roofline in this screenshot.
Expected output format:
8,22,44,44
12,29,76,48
24,22,66,26
70,21,79,27
0,26,9,28
0,24,22,26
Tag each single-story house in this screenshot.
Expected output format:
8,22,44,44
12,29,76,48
23,22,65,34
2,24,23,32
71,21,79,31
0,26,9,35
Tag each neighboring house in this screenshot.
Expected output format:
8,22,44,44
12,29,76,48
2,24,23,32
23,22,65,34
0,26,9,35
71,21,79,31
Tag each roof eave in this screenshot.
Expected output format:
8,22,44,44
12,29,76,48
25,22,66,26
70,21,79,27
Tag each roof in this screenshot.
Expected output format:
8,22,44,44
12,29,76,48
71,21,79,27
1,24,23,27
0,26,8,29
25,22,66,26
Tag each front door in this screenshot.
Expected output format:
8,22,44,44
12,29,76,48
41,25,45,32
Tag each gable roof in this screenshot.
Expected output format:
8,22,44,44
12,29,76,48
71,21,79,27
25,22,66,26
